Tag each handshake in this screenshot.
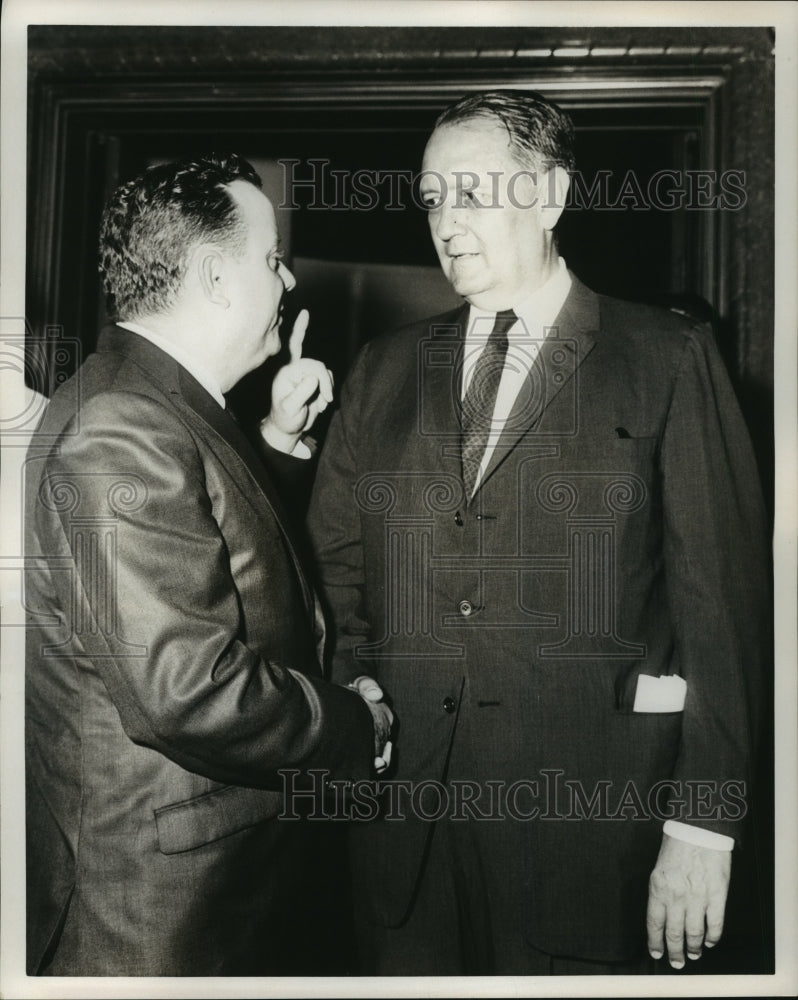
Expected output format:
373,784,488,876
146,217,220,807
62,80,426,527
347,675,393,774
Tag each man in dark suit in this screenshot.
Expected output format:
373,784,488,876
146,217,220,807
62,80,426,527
308,92,769,974
25,154,392,976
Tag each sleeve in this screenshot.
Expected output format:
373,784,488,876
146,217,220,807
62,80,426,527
307,345,375,687
38,390,374,789
252,426,318,524
660,325,770,843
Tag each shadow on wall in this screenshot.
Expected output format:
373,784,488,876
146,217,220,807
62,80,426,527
227,256,461,434
292,257,463,379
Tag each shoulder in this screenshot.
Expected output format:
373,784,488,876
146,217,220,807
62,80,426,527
563,273,703,337
590,287,717,373
332,306,464,424
37,347,196,461
357,306,465,373
598,292,706,340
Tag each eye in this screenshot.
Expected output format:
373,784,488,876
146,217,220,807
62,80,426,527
268,250,284,272
420,191,442,211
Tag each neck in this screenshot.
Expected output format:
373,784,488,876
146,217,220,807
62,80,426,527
519,250,560,302
123,309,235,390
467,250,561,312
538,243,560,283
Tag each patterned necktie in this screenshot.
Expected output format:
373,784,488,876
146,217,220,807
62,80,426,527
460,308,517,499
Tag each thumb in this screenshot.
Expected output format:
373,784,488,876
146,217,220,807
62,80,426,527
288,309,309,363
351,675,384,702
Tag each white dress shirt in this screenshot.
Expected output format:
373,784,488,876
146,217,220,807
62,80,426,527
462,256,572,494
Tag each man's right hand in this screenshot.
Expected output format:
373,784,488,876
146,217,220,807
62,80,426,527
260,309,335,453
349,675,393,774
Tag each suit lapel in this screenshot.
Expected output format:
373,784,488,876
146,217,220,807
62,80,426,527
422,304,469,447
476,276,598,494
176,371,324,635
378,307,466,479
98,326,319,622
419,307,469,496
175,364,289,525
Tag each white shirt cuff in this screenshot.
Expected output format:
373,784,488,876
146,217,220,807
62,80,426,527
663,819,734,851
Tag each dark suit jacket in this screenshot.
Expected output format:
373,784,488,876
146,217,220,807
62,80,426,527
25,326,374,975
308,277,769,961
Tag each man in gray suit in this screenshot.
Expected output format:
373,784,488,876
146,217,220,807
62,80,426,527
308,92,769,975
25,153,392,975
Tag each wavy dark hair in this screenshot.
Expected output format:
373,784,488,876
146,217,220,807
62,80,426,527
98,153,262,321
434,90,576,173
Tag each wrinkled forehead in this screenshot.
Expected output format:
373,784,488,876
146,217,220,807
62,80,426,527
421,118,526,180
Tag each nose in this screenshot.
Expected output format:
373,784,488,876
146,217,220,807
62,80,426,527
432,200,466,242
278,261,296,292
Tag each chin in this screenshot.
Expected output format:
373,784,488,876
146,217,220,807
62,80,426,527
463,289,508,310
449,277,487,300
446,268,494,301
262,331,281,357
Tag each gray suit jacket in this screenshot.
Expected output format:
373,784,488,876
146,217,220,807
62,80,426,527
25,326,374,975
308,277,769,960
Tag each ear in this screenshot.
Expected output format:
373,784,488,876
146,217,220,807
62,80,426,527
195,247,230,308
540,165,570,231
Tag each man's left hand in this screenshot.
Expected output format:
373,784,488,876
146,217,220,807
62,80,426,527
646,832,731,969
348,675,394,775
260,309,334,453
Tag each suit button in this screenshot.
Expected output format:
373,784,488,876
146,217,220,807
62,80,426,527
458,600,473,617
454,511,463,526
443,697,456,714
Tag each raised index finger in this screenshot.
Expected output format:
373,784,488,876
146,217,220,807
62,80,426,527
288,309,309,363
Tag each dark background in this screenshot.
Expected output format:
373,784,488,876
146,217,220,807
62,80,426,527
26,25,775,507
25,23,775,976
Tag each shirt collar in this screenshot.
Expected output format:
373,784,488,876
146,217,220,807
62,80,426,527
117,321,226,409
467,256,572,339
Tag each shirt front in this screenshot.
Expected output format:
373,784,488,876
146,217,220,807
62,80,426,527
462,256,572,494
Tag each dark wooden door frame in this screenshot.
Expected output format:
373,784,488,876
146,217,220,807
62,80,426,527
26,55,769,401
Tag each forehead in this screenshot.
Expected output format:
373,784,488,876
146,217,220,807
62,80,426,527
421,119,521,179
227,178,277,241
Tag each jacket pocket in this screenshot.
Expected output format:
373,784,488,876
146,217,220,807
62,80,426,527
154,784,284,855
